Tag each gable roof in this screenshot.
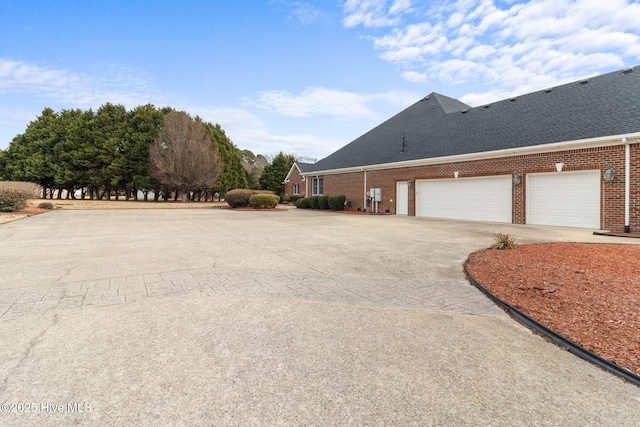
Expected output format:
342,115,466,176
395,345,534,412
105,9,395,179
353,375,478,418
283,162,314,182
306,66,640,173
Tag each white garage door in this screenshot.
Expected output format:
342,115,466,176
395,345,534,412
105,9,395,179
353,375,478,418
527,171,600,229
416,176,512,223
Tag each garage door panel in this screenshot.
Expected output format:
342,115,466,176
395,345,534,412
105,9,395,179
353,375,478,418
416,176,512,223
527,171,600,229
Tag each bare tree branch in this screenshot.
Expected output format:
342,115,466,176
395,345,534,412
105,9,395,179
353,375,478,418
149,111,222,200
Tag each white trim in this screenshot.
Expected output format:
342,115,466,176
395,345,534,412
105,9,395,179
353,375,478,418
301,133,640,177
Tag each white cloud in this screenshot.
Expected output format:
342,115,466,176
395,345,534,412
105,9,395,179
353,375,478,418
402,71,428,82
0,58,163,109
342,0,414,28
344,0,640,105
250,87,416,119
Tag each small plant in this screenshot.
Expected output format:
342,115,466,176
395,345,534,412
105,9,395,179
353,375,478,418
249,194,280,208
490,232,519,250
37,202,54,210
0,181,42,212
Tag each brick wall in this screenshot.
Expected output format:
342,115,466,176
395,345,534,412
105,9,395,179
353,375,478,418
312,144,638,232
284,167,307,198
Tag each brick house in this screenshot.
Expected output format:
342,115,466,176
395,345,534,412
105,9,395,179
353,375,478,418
283,162,314,198
285,66,640,233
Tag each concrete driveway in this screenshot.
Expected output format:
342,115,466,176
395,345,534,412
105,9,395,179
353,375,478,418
0,208,639,426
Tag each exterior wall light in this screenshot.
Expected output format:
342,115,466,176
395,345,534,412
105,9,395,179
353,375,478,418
603,166,615,182
407,178,414,187
513,171,521,185
555,163,564,172
454,171,459,178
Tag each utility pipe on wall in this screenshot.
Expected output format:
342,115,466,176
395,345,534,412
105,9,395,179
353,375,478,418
625,141,630,233
363,169,367,211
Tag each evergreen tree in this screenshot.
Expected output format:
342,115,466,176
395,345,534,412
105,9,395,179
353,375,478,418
259,152,296,197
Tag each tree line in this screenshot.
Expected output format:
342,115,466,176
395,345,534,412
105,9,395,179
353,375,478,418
0,104,279,201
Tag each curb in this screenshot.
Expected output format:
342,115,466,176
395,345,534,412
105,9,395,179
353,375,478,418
464,261,640,387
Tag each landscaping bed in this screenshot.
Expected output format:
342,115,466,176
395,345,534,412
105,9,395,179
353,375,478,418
465,242,640,376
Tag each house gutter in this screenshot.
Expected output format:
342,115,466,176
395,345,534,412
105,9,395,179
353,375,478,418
306,132,640,176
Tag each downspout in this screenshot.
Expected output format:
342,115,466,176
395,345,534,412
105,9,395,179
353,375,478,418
362,168,367,211
625,141,631,233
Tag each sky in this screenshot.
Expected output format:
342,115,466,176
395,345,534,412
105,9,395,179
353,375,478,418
1,0,640,160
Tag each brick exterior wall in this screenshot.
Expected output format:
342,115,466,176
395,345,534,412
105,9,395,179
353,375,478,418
309,143,639,233
284,166,307,198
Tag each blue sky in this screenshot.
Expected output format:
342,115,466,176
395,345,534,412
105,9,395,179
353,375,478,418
1,0,639,159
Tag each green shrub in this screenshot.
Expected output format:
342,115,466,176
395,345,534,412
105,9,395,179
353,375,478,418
490,233,519,250
328,195,346,210
37,202,54,210
295,198,310,209
318,195,329,209
225,189,255,208
308,196,319,209
0,181,41,212
288,195,301,203
249,194,280,208
281,196,290,203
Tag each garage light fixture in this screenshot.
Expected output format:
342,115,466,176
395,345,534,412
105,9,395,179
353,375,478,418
454,171,459,178
555,163,564,172
603,166,615,182
513,171,521,185
407,178,414,187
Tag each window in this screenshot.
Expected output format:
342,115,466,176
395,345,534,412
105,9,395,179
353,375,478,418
293,183,300,195
312,177,323,195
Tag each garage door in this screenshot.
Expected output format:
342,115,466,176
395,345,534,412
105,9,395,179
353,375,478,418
527,171,600,229
416,176,512,223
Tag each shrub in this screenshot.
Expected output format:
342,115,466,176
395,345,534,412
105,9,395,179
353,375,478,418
249,194,280,208
224,189,276,208
308,196,319,209
318,195,329,209
288,195,301,204
490,232,519,250
295,198,310,209
37,202,54,210
328,195,346,210
225,189,255,208
0,181,41,212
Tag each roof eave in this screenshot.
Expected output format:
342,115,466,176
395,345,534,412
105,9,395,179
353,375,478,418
302,133,640,176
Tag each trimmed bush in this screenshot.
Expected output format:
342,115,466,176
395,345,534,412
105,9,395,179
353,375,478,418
0,181,41,212
328,194,346,210
288,195,301,204
308,196,319,209
37,202,54,210
318,195,329,209
225,189,275,208
225,189,255,208
249,193,280,208
295,197,310,209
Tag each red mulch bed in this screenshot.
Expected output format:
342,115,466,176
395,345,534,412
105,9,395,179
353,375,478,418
466,242,640,376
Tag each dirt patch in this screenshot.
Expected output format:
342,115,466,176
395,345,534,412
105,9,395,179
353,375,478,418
466,242,640,376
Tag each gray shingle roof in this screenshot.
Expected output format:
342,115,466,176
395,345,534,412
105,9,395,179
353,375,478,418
307,66,640,173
